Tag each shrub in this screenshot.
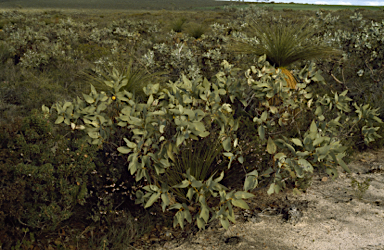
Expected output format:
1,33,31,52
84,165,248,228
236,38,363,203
0,110,98,232
170,17,187,33
50,56,382,230
186,23,206,39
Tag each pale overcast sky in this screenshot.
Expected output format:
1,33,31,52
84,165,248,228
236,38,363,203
225,0,384,6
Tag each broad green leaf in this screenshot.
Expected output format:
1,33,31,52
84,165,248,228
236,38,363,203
82,94,95,104
117,146,131,154
231,199,249,209
123,138,137,149
222,137,232,152
199,131,210,137
313,137,329,146
214,171,225,183
267,183,275,195
258,125,265,140
238,155,244,164
220,218,230,229
147,94,154,107
267,137,277,154
196,217,205,229
200,205,210,223
234,191,255,199
172,180,190,189
88,131,99,139
186,188,195,200
310,121,317,134
161,193,170,211
160,125,165,133
167,143,176,162
144,192,161,208
291,138,303,147
128,156,139,175
194,122,205,132
298,158,313,172
261,111,268,122
55,116,64,124
246,170,259,177
176,135,185,146
273,152,286,161
191,180,203,188
178,211,185,229
244,176,257,192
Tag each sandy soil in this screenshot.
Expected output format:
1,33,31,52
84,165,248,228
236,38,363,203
146,149,384,250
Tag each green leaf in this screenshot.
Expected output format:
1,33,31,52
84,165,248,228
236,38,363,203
273,152,286,161
200,205,210,223
199,131,210,137
291,138,303,147
161,193,170,212
176,211,184,229
144,192,161,208
231,199,249,209
123,138,137,149
128,156,139,175
191,180,203,188
167,143,176,162
298,158,313,172
117,146,131,154
88,131,99,139
243,176,258,192
238,156,244,164
176,135,185,146
83,94,95,104
186,188,195,200
261,111,268,122
258,125,265,140
222,137,232,152
196,217,205,229
267,183,275,195
214,171,225,183
310,121,317,134
234,191,255,199
267,137,277,154
55,116,64,124
172,180,190,189
220,218,230,229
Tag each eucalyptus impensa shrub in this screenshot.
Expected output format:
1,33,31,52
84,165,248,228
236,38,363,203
48,56,382,230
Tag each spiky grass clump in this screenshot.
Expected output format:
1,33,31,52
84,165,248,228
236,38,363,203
85,59,164,101
232,20,341,88
235,20,341,67
164,134,227,204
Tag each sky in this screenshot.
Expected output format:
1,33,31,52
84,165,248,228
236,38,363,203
223,0,384,6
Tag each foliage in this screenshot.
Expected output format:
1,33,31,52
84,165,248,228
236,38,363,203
0,110,97,231
186,22,207,39
85,58,165,102
50,55,382,230
170,17,187,33
1,7,384,247
230,18,341,89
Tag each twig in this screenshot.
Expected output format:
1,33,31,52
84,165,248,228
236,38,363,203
331,73,343,84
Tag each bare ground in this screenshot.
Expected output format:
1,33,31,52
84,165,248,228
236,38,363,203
142,149,384,250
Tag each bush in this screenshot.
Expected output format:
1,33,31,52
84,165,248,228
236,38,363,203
0,110,98,232
50,57,382,230
170,17,187,33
